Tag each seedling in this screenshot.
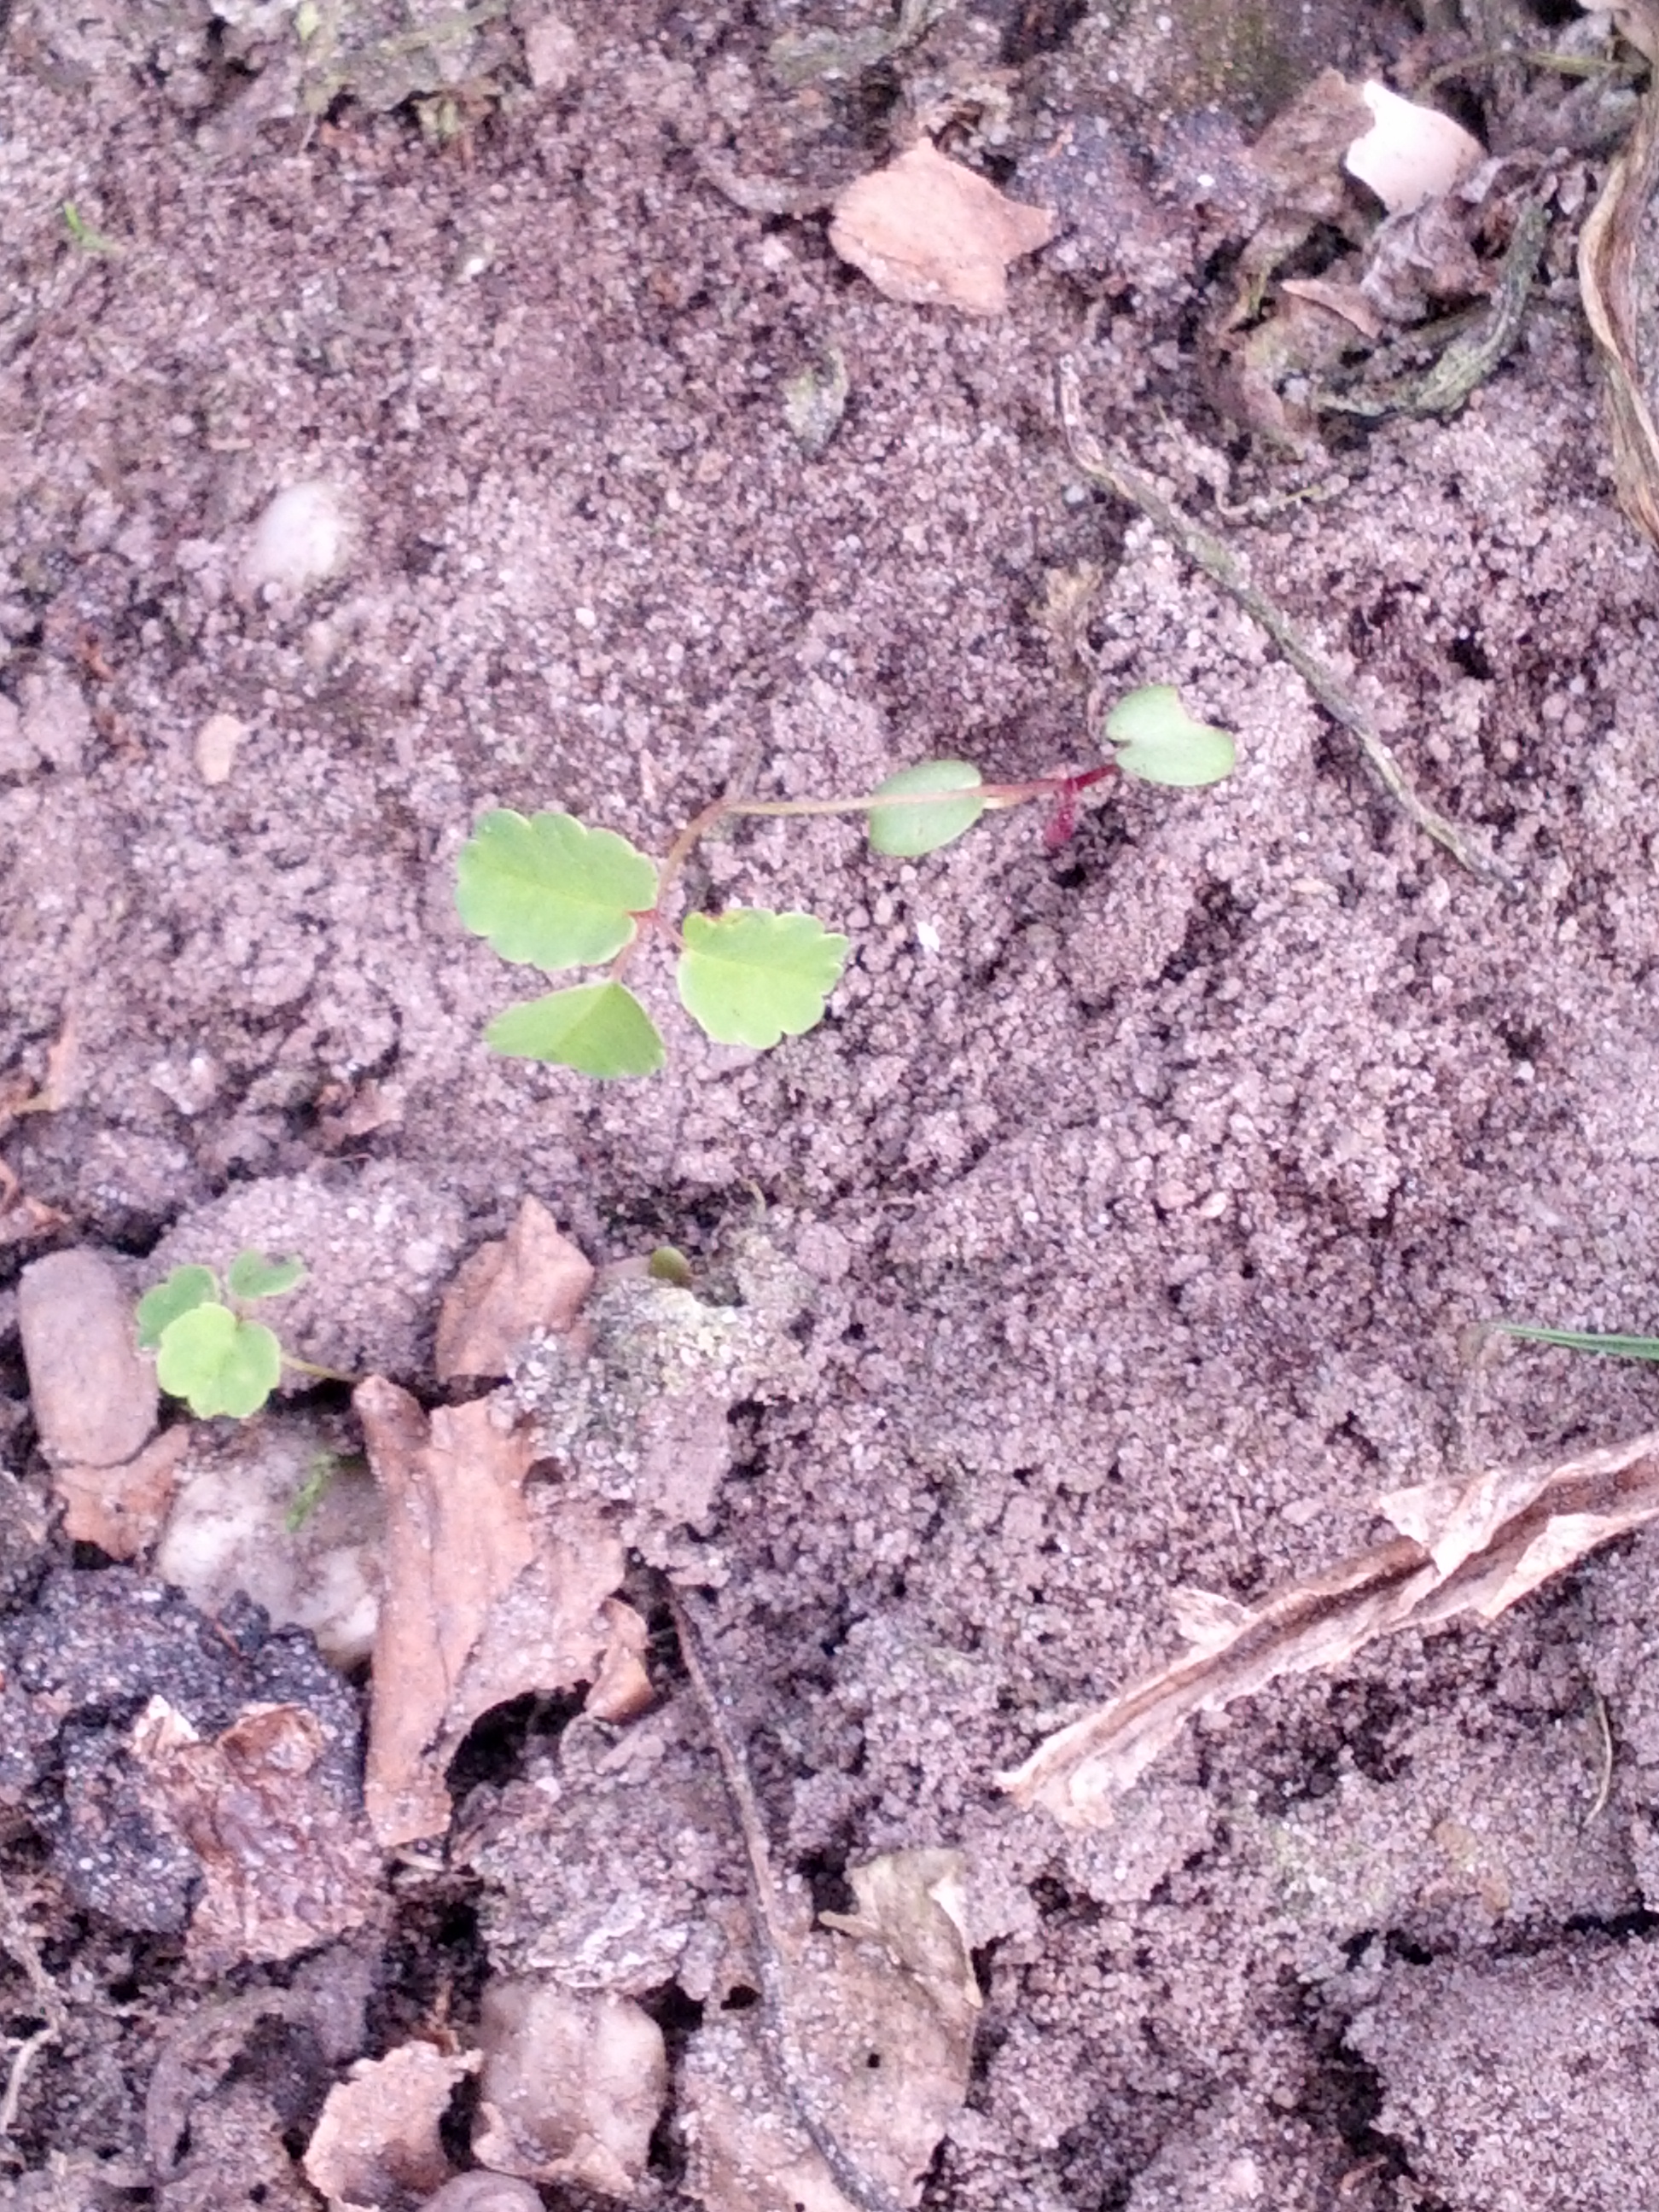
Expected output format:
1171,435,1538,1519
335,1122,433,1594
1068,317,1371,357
137,1249,330,1419
456,685,1235,1078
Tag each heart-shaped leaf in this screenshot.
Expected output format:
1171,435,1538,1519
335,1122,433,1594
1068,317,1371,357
137,1265,218,1351
456,810,659,969
486,981,666,1078
867,760,986,857
226,1249,307,1302
678,910,849,1048
1105,686,1236,787
156,1303,283,1419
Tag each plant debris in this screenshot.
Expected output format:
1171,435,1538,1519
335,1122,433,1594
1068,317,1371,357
355,1377,627,1847
828,140,1054,317
1001,1429,1659,1826
303,2041,480,2212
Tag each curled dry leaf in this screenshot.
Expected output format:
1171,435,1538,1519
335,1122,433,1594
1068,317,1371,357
471,1979,667,2193
435,1195,595,1382
131,1695,381,1972
357,1377,627,1846
1342,82,1484,215
1000,1431,1659,1827
1580,62,1659,547
304,2042,480,2212
829,139,1055,317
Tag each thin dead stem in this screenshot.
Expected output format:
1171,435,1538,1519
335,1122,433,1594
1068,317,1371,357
1055,357,1518,891
667,1583,912,2212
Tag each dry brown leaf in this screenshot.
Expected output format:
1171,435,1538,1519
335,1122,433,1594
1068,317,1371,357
584,1597,654,1723
829,139,1054,317
303,2041,479,2212
1579,69,1659,547
684,1853,978,2212
1278,276,1383,339
356,1377,625,1846
435,1196,595,1382
471,1979,667,2192
131,1696,381,1972
1000,1431,1659,1826
54,1426,190,1559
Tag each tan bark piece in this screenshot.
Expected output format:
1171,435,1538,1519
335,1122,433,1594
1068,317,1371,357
304,2041,478,2212
131,1697,381,1973
55,1424,190,1558
1001,1431,1659,1826
585,1597,654,1723
435,1196,595,1382
829,140,1054,317
472,1980,666,2193
356,1377,625,1846
19,1246,159,1468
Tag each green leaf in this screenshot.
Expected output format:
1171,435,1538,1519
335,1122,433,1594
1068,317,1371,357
1105,686,1236,787
226,1249,307,1302
456,810,659,969
1492,1322,1659,1361
156,1304,282,1418
486,981,666,1077
867,761,987,857
678,910,849,1049
137,1266,218,1350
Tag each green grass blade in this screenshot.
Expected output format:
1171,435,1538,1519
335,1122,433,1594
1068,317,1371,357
678,910,849,1048
867,761,986,857
1491,1322,1659,1361
136,1266,218,1350
1106,685,1236,786
486,981,666,1077
456,810,659,969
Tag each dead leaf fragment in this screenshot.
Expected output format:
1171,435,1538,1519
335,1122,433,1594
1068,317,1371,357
435,1197,595,1382
304,2042,479,2212
585,1597,654,1723
1580,72,1659,547
55,1425,190,1559
829,139,1054,317
684,1858,978,2212
356,1377,625,1846
131,1696,381,1972
471,1979,667,2192
1343,82,1483,215
1001,1430,1659,1826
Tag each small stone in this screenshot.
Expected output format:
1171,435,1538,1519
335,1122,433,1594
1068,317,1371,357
19,1249,159,1468
195,712,244,785
0,693,30,777
523,15,580,92
239,480,352,601
18,667,92,773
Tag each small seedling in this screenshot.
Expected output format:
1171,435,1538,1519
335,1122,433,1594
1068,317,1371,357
62,203,121,259
456,685,1235,1078
137,1249,324,1419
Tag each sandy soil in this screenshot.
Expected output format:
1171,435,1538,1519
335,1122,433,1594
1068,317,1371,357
6,1,1659,2206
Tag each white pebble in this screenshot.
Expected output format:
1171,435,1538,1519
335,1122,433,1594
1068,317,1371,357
240,480,352,600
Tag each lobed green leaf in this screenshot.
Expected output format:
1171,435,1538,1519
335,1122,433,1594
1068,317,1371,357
486,981,666,1078
1105,686,1236,787
867,760,987,857
456,810,659,969
137,1266,218,1350
156,1304,282,1419
226,1249,307,1302
678,909,849,1049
